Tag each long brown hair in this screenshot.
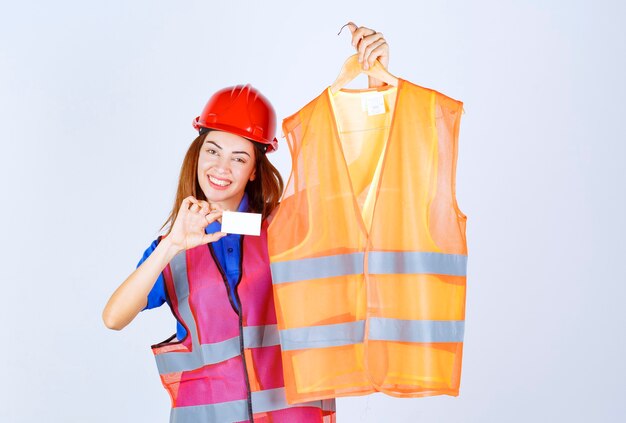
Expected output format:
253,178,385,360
160,131,284,235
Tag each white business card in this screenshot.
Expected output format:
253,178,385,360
221,211,262,236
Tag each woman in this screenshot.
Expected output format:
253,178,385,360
103,22,390,423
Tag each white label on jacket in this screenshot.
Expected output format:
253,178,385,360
362,92,385,116
221,211,262,236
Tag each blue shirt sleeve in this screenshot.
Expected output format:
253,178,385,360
137,238,167,310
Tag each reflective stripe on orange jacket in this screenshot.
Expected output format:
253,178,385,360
268,79,468,404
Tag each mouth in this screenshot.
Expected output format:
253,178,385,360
208,175,232,189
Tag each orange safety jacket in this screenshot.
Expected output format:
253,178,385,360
267,79,468,404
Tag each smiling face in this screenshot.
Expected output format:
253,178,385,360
197,130,257,211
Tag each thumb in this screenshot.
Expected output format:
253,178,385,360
201,231,227,245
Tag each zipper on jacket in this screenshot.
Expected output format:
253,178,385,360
207,241,255,422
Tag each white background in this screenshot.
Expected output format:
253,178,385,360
1,1,625,422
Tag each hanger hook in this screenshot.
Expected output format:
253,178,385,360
337,22,352,36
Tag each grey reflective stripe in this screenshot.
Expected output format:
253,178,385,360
270,251,467,284
157,326,280,374
279,319,464,351
251,387,334,413
155,336,242,374
271,253,364,284
169,388,334,422
369,318,464,343
243,324,280,348
170,252,200,350
169,399,248,423
368,251,467,276
280,321,365,351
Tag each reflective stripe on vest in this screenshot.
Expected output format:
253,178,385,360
155,326,280,374
170,388,336,423
268,78,468,403
152,225,335,421
279,319,465,351
270,251,467,284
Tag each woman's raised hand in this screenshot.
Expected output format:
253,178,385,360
344,21,390,88
345,22,389,71
168,196,226,252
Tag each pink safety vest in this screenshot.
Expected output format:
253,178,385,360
151,221,336,422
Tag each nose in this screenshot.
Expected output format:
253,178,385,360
214,155,231,174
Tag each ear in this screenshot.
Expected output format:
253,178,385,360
249,168,256,182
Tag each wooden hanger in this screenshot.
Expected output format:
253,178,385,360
330,54,399,94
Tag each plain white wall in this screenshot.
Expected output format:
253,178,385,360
1,0,624,421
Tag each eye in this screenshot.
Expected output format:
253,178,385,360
233,157,247,164
206,148,218,155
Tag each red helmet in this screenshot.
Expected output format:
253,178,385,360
193,84,278,153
